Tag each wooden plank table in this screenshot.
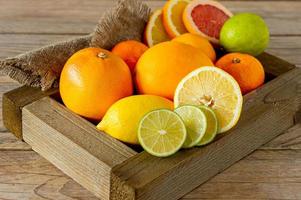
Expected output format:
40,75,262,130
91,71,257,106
0,0,300,199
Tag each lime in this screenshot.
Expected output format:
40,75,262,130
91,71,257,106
175,105,207,148
138,109,187,157
220,13,270,56
197,106,218,146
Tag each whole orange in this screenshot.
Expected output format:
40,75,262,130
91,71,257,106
215,53,265,94
60,47,133,121
111,40,148,73
135,41,213,99
172,33,216,62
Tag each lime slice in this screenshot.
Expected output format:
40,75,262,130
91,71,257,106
138,109,187,157
174,105,207,148
197,106,218,146
174,66,243,133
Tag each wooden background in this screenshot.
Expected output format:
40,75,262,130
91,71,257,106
0,0,301,199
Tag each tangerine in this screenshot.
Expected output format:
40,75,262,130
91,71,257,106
111,40,148,73
215,53,265,94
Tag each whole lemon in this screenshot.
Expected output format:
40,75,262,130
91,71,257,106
60,48,133,121
135,41,213,100
97,95,173,144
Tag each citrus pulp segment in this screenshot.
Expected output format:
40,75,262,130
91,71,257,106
144,9,170,47
183,0,233,44
175,105,207,148
197,105,218,146
138,109,187,157
163,0,190,38
174,66,243,133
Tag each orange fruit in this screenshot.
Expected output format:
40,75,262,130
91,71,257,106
60,47,133,121
111,40,148,73
163,0,190,38
215,53,265,94
135,41,213,100
183,0,233,44
144,9,170,47
172,33,216,62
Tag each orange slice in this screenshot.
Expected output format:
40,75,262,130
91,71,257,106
163,0,190,38
144,9,170,47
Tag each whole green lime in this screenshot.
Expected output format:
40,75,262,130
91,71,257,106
220,13,270,56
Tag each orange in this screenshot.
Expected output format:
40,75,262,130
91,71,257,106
172,33,216,62
111,40,148,73
163,0,190,38
135,41,213,100
144,9,171,47
60,47,133,120
215,53,265,94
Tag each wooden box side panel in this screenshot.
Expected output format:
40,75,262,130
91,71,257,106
111,67,301,200
2,86,58,139
22,97,137,199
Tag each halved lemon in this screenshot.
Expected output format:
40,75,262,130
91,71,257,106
174,66,243,133
163,0,190,38
138,109,187,157
175,105,207,148
144,9,170,47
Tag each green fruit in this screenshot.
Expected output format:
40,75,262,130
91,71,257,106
138,109,187,157
197,106,218,146
175,105,207,148
220,13,270,56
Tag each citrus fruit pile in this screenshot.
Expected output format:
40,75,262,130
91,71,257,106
59,0,270,157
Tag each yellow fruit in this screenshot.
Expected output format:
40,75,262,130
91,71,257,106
172,33,216,62
135,41,213,100
163,0,190,38
174,66,243,133
144,9,170,47
97,95,174,144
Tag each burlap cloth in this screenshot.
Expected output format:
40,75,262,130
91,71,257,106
0,0,151,91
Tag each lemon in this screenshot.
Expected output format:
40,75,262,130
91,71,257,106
175,105,207,148
174,66,243,133
138,109,187,157
197,106,218,146
97,95,173,144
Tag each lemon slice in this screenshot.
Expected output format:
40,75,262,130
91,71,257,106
144,9,170,47
163,0,190,38
197,106,218,146
175,105,207,148
174,66,243,133
138,109,187,157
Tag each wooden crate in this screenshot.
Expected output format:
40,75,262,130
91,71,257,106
3,42,301,199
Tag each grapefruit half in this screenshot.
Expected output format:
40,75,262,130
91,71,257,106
183,0,233,44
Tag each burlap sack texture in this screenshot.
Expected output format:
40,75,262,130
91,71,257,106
0,0,151,91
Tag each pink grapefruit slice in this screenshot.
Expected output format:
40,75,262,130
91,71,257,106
183,0,233,44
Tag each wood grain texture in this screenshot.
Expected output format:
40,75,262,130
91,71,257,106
111,67,301,200
0,150,98,200
2,86,58,139
22,97,137,199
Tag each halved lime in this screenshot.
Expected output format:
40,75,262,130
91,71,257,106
138,109,187,157
175,105,207,148
197,106,219,146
